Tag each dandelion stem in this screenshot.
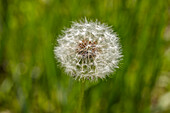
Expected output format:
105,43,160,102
78,80,85,113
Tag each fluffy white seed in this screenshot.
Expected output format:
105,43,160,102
54,18,122,81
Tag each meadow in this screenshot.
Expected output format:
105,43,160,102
0,0,169,113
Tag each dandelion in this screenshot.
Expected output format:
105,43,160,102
54,18,122,81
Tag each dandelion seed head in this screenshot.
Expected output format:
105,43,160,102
54,18,122,81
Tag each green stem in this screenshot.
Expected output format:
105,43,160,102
78,80,85,113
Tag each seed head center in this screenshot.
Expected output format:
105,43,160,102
76,40,97,59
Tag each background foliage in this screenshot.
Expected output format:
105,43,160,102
0,0,169,113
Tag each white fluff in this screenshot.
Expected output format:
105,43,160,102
54,18,122,81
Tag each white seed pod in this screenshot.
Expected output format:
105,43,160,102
54,18,122,81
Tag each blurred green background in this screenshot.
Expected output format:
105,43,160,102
0,0,169,113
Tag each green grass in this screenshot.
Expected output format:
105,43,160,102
0,0,168,113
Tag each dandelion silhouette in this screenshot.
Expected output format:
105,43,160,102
54,18,122,81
